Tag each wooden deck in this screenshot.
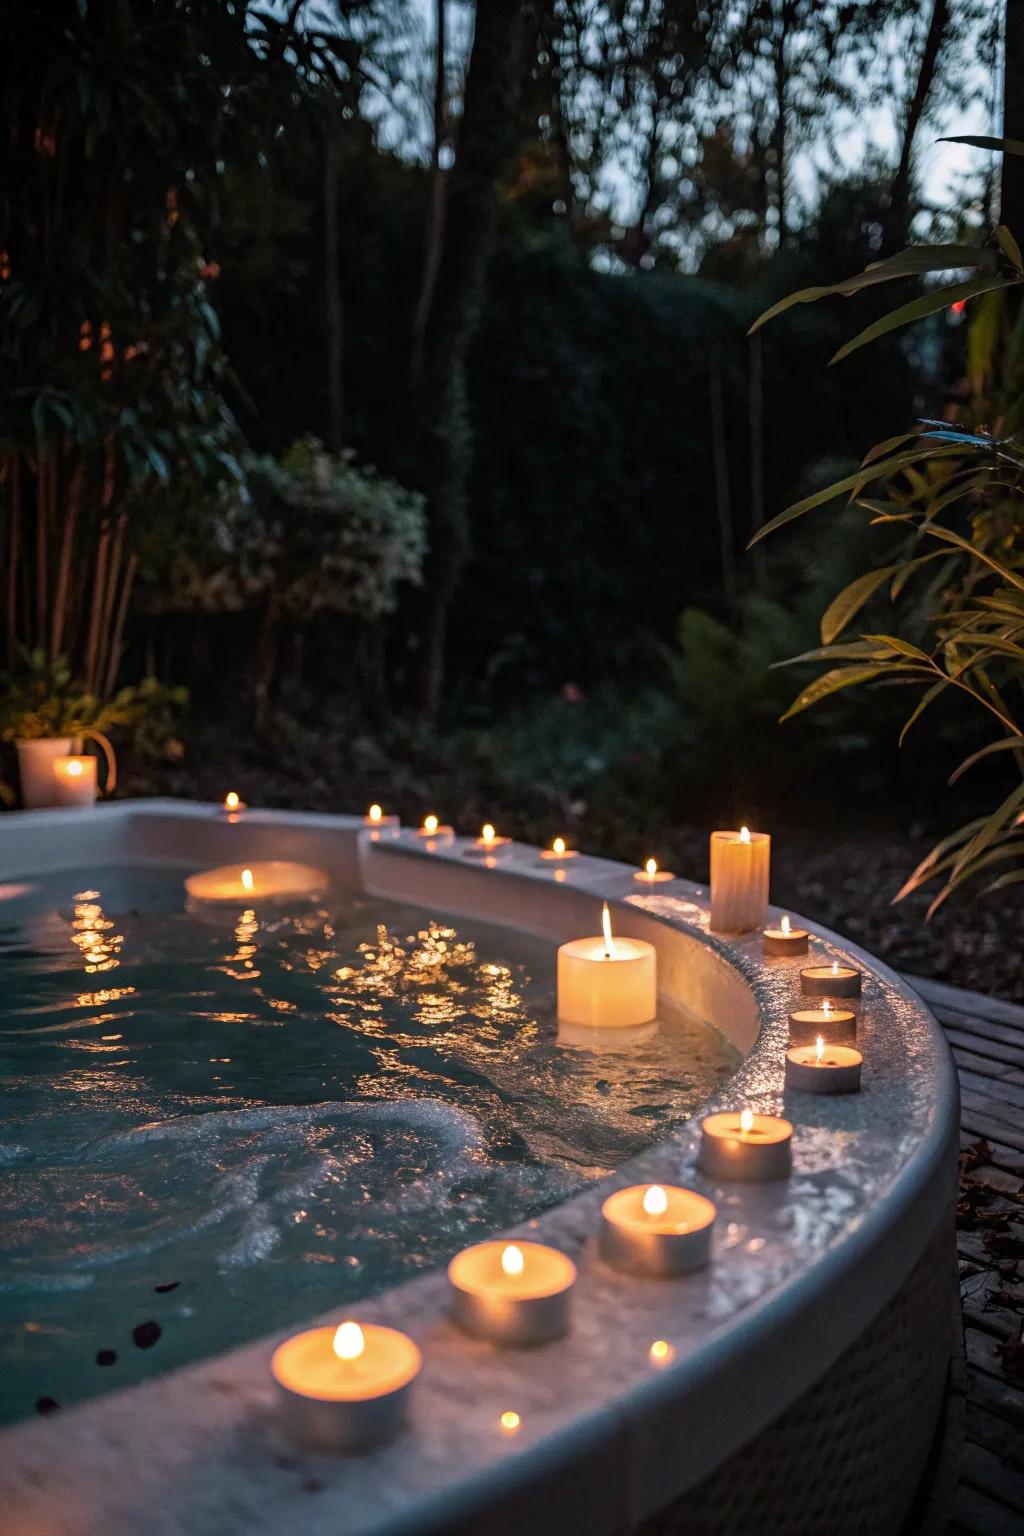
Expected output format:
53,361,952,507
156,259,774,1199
905,975,1024,1536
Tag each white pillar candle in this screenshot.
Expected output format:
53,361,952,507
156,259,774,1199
184,861,328,903
800,960,862,998
710,827,770,933
557,903,657,1029
633,857,674,886
698,1108,792,1181
53,755,98,808
789,1000,857,1046
414,814,454,850
463,823,513,861
271,1320,421,1452
785,1037,862,1095
762,913,809,956
448,1240,576,1345
600,1183,715,1276
364,804,400,839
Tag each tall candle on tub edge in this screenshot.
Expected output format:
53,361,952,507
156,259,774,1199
710,826,770,934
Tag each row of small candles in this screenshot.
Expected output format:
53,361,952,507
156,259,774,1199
250,813,868,1453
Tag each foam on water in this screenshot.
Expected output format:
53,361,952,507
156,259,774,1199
0,866,738,1424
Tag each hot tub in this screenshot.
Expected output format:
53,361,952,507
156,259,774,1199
0,801,960,1536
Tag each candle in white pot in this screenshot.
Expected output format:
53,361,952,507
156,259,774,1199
53,756,98,809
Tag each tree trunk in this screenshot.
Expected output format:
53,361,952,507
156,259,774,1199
889,0,951,248
709,351,737,611
324,126,344,452
772,2,790,249
1003,0,1024,235
411,0,448,386
748,331,766,587
408,0,527,718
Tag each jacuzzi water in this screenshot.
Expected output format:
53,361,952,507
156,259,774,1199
0,865,738,1426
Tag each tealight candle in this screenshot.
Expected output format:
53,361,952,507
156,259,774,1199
633,857,674,886
464,822,512,860
363,803,400,839
710,826,771,933
271,1320,421,1452
222,790,246,817
785,1035,863,1095
184,861,328,903
53,756,98,808
539,836,577,863
600,1183,716,1276
698,1108,793,1181
762,913,809,957
789,998,857,1046
800,959,862,998
448,1240,576,1346
415,813,454,848
557,902,657,1029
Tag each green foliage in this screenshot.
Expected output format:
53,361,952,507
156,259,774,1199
751,137,1024,913
0,651,186,751
148,438,426,621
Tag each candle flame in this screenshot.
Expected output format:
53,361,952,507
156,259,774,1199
649,1339,672,1364
333,1321,365,1361
500,1410,521,1433
66,759,84,777
740,1107,754,1135
601,901,616,959
553,836,566,856
780,915,791,935
739,825,751,843
501,1243,525,1277
822,998,832,1015
482,823,496,846
645,858,657,877
832,959,839,975
816,1034,825,1063
241,868,254,892
423,814,439,835
368,803,382,823
643,1184,668,1217
225,791,240,811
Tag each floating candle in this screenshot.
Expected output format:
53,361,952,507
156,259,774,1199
539,836,578,863
557,902,657,1029
762,913,809,957
448,1239,576,1346
698,1107,792,1181
415,813,454,848
785,1035,863,1095
271,1319,421,1452
53,755,98,809
464,822,512,860
633,857,674,885
600,1182,716,1276
710,826,771,933
789,997,857,1046
800,959,862,998
184,860,328,904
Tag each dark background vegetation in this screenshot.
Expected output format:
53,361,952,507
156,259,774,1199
3,1,1023,996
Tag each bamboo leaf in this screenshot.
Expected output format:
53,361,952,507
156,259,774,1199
898,680,949,747
747,245,996,334
951,780,1024,883
939,134,1024,157
774,641,895,666
861,633,932,661
995,224,1024,271
820,566,901,643
949,735,1024,784
749,444,964,546
919,523,1024,592
778,666,890,722
830,277,1017,365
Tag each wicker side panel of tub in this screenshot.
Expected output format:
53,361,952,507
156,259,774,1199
636,1211,957,1536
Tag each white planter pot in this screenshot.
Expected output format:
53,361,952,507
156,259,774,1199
16,737,73,809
